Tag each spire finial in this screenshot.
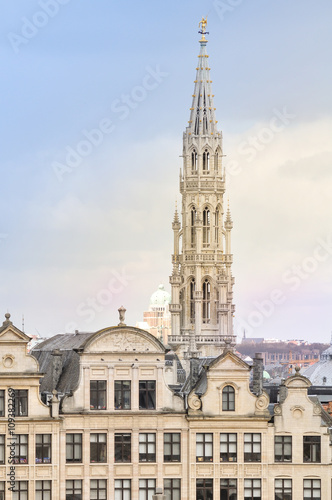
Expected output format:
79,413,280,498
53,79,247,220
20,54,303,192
118,306,126,326
198,17,209,43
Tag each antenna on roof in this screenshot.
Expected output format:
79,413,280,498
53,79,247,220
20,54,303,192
22,314,25,332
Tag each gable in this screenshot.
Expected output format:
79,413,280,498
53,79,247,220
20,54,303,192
0,326,31,343
84,327,165,354
208,351,251,374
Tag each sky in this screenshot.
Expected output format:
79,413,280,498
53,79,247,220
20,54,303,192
1,0,332,343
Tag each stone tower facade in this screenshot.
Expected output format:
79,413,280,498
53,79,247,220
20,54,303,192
169,19,236,358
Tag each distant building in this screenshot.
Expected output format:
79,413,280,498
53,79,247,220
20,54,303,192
137,284,171,344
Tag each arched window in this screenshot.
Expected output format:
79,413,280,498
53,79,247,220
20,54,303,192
190,279,195,323
222,385,235,411
179,289,184,328
214,150,219,172
202,279,210,324
191,150,197,172
215,209,219,244
203,149,210,172
203,207,210,247
191,208,196,248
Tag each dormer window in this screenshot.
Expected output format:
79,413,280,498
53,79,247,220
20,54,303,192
222,385,235,411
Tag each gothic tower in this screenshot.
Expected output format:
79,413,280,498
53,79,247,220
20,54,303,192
169,19,236,358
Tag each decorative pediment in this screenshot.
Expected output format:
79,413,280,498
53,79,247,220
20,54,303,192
0,326,31,343
84,327,165,354
208,351,250,372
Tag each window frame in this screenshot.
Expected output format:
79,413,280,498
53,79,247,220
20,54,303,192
164,433,181,462
114,380,131,410
14,434,28,464
90,380,107,410
35,480,52,500
220,433,237,462
115,479,131,500
35,434,51,464
0,390,4,417
14,390,28,417
66,433,82,463
66,479,82,500
139,433,156,462
115,433,131,463
244,479,261,500
222,386,235,412
90,479,107,500
196,478,213,500
0,481,5,500
139,381,156,410
274,435,292,462
196,433,213,462
303,436,321,463
0,435,5,465
164,478,181,500
244,433,261,463
275,478,292,500
139,479,156,500
13,481,28,500
220,478,237,500
90,433,107,463
303,479,321,500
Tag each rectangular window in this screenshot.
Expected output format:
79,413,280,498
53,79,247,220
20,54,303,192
196,479,213,500
90,380,107,410
90,479,107,500
164,433,181,462
139,479,156,500
0,390,4,417
90,433,107,463
222,386,235,411
303,479,321,500
115,381,131,410
164,479,181,500
12,481,28,500
220,479,237,500
14,435,28,464
244,479,261,500
115,479,131,500
115,433,131,463
244,434,261,462
66,480,82,500
36,434,51,464
36,480,51,500
14,390,28,416
0,481,5,500
275,436,292,462
275,479,292,500
196,433,213,462
139,381,156,410
139,433,156,462
303,436,321,463
0,435,5,464
66,433,82,463
220,434,237,462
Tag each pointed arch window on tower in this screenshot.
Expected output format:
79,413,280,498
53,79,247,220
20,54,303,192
202,279,211,324
214,151,219,173
191,208,196,248
203,149,210,173
191,150,197,173
190,279,195,324
215,209,219,244
203,207,210,247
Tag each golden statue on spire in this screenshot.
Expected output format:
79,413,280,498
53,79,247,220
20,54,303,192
199,17,208,42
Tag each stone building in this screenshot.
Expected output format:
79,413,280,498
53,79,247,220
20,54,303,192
137,285,171,345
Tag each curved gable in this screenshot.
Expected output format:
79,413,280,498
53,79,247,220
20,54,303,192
83,326,165,354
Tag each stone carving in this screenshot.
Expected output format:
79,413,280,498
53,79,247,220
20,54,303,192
88,332,159,353
255,392,269,411
274,404,282,415
188,393,202,410
313,404,322,415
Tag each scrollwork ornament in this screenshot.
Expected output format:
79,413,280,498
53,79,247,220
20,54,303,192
274,404,282,415
188,393,202,411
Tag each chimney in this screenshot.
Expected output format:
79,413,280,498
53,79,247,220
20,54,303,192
51,349,63,391
252,352,264,396
51,390,59,418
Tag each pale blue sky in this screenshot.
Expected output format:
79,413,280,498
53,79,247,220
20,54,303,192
1,1,332,342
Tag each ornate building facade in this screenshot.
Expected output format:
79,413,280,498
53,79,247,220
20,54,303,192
169,19,235,359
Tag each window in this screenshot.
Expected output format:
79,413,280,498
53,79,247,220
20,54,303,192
164,433,181,462
192,150,197,172
90,380,106,410
115,480,131,500
196,433,213,462
215,210,219,244
196,479,213,500
203,208,210,247
220,479,237,500
274,436,292,462
36,434,51,464
90,479,107,500
303,479,321,500
90,433,107,463
66,434,82,463
0,481,4,500
139,381,156,410
0,390,4,416
36,480,51,500
303,436,320,463
0,435,4,464
214,151,219,172
139,479,156,500
115,433,131,462
139,433,156,462
220,433,237,462
12,481,28,500
244,479,261,500
115,381,131,410
202,279,211,324
14,435,28,464
222,386,235,411
244,434,261,462
190,278,195,323
66,480,82,500
203,149,210,172
275,479,292,500
164,479,181,500
191,209,196,248
14,390,28,416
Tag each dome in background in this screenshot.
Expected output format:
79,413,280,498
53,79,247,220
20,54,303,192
149,284,171,307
